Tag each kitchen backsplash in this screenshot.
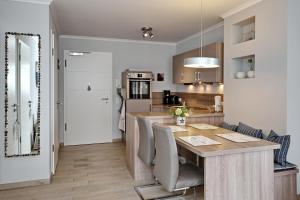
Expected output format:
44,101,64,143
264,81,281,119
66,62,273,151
152,92,224,107
176,83,224,94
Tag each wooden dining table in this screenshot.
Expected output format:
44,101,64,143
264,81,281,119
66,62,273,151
125,112,280,200
171,124,280,200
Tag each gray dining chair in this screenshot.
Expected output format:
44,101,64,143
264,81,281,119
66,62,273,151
135,117,162,200
135,117,191,200
152,123,204,199
137,116,155,167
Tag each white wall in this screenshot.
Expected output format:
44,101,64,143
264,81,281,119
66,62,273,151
59,36,176,140
176,24,224,54
0,1,51,184
175,24,224,94
287,0,300,193
223,0,288,134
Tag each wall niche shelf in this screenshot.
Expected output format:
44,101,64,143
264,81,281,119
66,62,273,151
232,55,255,79
232,16,255,44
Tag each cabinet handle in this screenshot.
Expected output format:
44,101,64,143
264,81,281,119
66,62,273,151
198,72,201,81
195,72,198,81
181,72,184,81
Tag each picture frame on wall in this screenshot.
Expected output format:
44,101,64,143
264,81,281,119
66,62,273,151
157,73,164,81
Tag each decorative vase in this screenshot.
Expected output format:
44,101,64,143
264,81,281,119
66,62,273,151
247,70,255,78
176,117,186,126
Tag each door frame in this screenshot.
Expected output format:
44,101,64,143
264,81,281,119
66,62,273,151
50,29,59,174
63,50,113,145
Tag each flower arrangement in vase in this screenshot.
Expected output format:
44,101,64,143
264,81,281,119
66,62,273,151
169,104,190,126
247,58,255,78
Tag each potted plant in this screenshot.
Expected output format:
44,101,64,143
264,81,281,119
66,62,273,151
169,105,190,126
247,58,255,78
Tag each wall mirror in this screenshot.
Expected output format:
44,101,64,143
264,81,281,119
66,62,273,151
4,32,41,157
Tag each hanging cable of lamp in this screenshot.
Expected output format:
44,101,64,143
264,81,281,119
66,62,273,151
184,0,219,68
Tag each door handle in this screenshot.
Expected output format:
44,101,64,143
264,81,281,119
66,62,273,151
101,98,109,101
197,72,201,81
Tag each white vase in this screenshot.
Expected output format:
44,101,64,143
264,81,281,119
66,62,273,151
247,70,255,78
176,117,186,126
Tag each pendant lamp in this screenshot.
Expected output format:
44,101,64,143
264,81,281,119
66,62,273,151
184,0,219,68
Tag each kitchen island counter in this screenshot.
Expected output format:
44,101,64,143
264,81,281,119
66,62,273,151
127,110,224,118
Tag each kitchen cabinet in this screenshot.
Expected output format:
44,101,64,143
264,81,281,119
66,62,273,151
173,53,197,83
173,42,223,84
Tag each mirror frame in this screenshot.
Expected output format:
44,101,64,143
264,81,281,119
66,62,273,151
4,32,41,157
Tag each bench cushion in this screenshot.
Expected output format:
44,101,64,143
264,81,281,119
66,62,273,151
267,130,290,166
274,161,297,172
222,122,237,132
237,122,263,139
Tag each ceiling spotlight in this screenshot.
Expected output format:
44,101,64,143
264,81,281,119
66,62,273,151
141,27,154,39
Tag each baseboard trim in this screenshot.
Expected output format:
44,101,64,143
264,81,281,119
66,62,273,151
0,178,50,191
112,138,123,143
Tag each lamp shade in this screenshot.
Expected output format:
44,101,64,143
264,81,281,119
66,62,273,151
184,57,219,68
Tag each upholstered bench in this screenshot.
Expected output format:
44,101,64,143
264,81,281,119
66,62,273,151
222,122,299,200
274,162,298,200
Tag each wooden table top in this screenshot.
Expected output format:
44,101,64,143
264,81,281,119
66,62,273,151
162,124,280,157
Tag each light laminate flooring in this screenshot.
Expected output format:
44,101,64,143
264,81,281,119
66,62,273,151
0,143,202,200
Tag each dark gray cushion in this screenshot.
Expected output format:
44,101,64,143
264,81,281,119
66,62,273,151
267,130,290,166
222,122,237,132
237,122,263,139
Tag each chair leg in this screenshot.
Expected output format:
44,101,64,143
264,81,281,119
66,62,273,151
193,187,197,200
156,188,187,200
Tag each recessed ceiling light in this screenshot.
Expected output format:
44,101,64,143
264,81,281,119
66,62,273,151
69,52,90,56
141,27,154,39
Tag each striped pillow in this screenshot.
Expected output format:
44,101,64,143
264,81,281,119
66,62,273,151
222,122,237,132
237,122,263,139
267,130,290,166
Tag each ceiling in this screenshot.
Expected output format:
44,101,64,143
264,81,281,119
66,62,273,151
52,0,251,43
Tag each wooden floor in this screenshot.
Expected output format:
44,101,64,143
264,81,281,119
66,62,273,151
0,143,202,200
0,143,139,200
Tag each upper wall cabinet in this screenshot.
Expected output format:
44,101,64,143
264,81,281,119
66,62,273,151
173,42,224,84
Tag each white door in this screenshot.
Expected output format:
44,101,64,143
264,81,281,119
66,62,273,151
64,51,112,146
51,31,59,174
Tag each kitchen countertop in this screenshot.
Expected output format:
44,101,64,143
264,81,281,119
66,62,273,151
127,110,224,118
152,104,181,107
152,104,210,110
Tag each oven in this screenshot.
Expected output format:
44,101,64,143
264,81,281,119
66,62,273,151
122,71,153,99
